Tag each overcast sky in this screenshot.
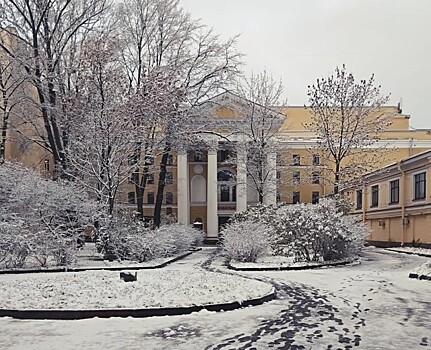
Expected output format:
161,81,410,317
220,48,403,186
180,0,431,129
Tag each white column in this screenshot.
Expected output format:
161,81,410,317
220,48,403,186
236,143,247,212
206,146,218,239
263,152,277,205
177,150,189,225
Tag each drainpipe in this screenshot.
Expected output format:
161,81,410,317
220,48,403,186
397,161,405,245
362,180,366,223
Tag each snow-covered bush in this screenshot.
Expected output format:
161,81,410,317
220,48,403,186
0,163,100,268
96,220,203,262
272,198,367,261
221,221,273,262
228,198,368,262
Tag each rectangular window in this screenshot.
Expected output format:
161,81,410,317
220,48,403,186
166,154,174,165
166,207,173,215
147,192,155,204
371,185,379,207
220,184,230,202
312,154,320,166
293,191,300,204
293,171,300,184
390,179,399,204
356,190,363,210
147,173,154,184
312,171,320,184
145,155,154,165
194,150,203,162
312,191,319,204
165,172,173,184
166,192,174,204
414,172,426,200
44,159,50,172
276,171,281,180
218,149,230,162
292,154,300,166
128,191,135,204
276,193,281,203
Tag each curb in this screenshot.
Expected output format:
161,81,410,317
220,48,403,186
0,288,276,320
408,273,431,281
227,258,357,272
0,249,200,275
385,248,431,258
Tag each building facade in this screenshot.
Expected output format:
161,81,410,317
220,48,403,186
345,150,431,247
4,91,431,241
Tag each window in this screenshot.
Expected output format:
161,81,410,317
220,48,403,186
293,171,300,184
293,191,300,204
312,154,320,166
128,192,135,204
390,179,399,204
356,190,363,210
166,192,174,204
166,207,173,215
276,193,281,203
165,172,173,184
147,173,154,184
312,171,320,184
145,155,154,165
292,154,300,166
44,159,50,172
218,149,230,162
371,185,379,207
220,184,230,202
194,151,203,162
147,192,154,204
312,191,319,204
128,174,135,184
166,154,174,165
276,171,281,180
414,172,426,200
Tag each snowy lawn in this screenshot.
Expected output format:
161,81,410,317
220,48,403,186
229,254,354,269
386,246,431,257
0,269,273,310
411,260,431,278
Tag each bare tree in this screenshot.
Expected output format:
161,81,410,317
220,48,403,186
65,35,136,214
305,65,391,194
0,32,28,164
232,71,286,203
117,0,242,225
0,0,110,176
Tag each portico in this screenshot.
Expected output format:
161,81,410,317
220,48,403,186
176,142,277,241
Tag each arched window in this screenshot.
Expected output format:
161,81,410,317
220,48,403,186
217,169,236,202
191,175,206,202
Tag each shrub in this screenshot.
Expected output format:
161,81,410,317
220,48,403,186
228,198,368,262
95,220,203,262
221,221,273,262
0,163,100,269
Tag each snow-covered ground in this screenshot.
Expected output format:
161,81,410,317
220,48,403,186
411,260,431,278
386,246,431,257
229,254,353,269
0,247,430,350
0,268,272,310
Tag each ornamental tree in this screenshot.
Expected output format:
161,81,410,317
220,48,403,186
306,65,391,194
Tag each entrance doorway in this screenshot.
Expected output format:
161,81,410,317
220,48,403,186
218,216,231,233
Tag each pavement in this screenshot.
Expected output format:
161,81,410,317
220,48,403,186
0,247,430,350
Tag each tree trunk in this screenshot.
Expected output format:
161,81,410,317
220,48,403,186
153,146,170,228
334,162,340,195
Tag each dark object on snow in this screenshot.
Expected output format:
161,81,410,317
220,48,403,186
120,271,137,282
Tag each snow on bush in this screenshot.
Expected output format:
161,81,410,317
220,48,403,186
96,219,203,262
0,163,100,268
221,221,273,262
229,198,369,262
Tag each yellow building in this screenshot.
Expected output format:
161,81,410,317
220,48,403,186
345,150,431,248
4,90,431,241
